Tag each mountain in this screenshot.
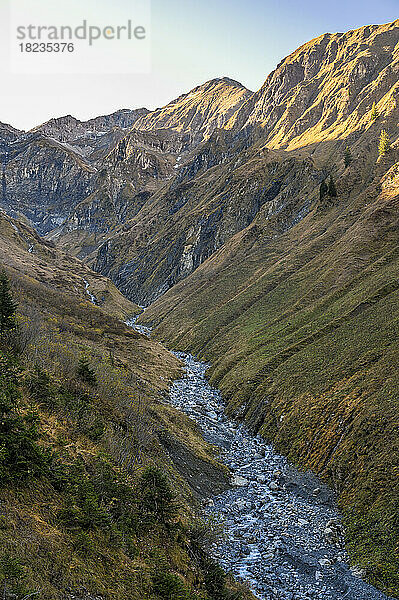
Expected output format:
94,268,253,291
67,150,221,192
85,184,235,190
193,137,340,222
1,18,399,597
29,108,149,143
0,124,188,237
135,77,253,143
0,79,251,245
0,122,24,142
0,79,252,248
227,20,399,151
93,131,324,303
80,21,399,304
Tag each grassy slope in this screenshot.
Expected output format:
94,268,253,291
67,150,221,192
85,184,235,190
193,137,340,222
0,210,140,320
0,214,255,600
142,153,399,595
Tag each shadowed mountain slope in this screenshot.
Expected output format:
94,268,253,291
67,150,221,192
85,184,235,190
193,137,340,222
141,148,399,595
0,210,252,600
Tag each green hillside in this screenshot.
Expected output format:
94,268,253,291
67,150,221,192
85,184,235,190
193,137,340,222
143,152,399,595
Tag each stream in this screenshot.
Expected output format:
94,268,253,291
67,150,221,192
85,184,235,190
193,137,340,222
127,318,392,600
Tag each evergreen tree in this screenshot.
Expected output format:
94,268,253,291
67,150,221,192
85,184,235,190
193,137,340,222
344,146,352,168
0,355,49,483
152,571,189,600
77,356,97,386
378,130,391,157
370,102,379,121
27,365,51,404
138,466,178,525
0,271,17,334
328,175,337,197
202,559,227,600
319,179,328,201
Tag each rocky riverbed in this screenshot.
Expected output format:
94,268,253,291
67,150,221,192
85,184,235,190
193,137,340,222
168,352,392,600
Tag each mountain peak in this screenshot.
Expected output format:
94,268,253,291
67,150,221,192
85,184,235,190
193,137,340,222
198,76,250,90
0,121,24,142
134,77,252,143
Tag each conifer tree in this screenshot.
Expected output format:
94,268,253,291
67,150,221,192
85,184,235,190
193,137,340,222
370,102,379,121
0,271,17,334
319,179,328,201
0,355,49,483
328,175,337,197
344,146,352,168
378,130,391,157
77,356,97,386
139,466,178,525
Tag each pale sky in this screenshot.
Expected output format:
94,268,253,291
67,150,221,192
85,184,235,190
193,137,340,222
0,0,397,131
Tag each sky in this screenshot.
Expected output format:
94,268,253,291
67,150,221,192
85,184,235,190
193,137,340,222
0,0,398,130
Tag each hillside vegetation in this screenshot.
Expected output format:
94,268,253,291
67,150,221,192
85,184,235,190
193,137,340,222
0,213,253,600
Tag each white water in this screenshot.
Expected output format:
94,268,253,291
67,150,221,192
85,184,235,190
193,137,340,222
83,279,98,305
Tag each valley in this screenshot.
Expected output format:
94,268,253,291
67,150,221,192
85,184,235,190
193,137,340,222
0,16,398,600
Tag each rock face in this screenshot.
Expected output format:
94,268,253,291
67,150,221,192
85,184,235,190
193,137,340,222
29,108,148,143
0,124,188,239
1,133,96,233
0,109,155,236
93,139,323,304
0,121,24,142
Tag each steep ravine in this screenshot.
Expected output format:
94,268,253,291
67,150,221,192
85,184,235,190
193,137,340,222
127,318,392,600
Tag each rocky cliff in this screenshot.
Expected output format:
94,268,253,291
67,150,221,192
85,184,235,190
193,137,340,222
87,19,399,304
0,123,188,239
1,133,97,233
93,134,324,303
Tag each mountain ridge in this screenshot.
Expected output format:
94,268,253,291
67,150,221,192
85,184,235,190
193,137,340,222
226,19,399,150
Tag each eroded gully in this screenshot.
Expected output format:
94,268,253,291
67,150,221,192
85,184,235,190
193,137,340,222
126,317,392,600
